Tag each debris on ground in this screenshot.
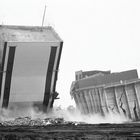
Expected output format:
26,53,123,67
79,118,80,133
0,117,85,126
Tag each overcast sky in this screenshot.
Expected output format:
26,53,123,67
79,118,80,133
0,0,140,107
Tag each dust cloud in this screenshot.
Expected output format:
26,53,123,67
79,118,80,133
0,105,131,124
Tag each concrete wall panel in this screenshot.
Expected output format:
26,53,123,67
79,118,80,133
115,86,131,118
125,84,139,120
105,87,119,113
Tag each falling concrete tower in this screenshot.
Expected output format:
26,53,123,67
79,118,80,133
0,25,63,112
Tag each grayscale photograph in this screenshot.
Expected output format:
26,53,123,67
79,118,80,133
0,0,140,139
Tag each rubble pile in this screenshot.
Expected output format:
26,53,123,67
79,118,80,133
0,117,83,126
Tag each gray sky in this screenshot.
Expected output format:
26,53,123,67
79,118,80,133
0,0,140,107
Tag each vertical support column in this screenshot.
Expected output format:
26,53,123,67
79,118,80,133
134,82,140,118
43,47,57,110
76,93,84,113
90,89,96,113
125,84,139,120
83,90,92,114
113,87,120,114
77,91,85,114
79,91,87,114
2,47,16,108
91,88,98,113
98,88,107,115
134,82,140,105
94,88,101,113
0,42,7,100
88,89,95,114
51,42,63,108
96,88,104,115
103,89,109,114
114,87,122,114
81,90,89,114
123,85,132,119
92,88,98,113
73,93,80,110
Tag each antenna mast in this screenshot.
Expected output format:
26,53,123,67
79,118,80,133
42,5,46,27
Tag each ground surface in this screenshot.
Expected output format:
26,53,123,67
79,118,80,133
0,123,140,140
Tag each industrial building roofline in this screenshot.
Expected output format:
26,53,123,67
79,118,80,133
74,69,138,89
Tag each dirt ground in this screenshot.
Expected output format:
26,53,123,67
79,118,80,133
0,123,140,140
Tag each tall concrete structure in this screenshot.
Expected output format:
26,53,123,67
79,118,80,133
0,25,63,111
